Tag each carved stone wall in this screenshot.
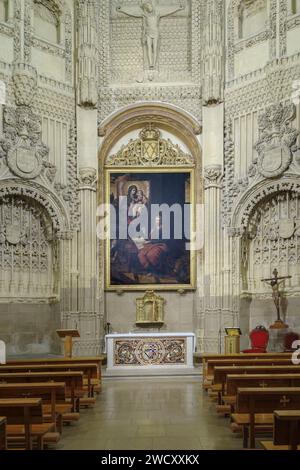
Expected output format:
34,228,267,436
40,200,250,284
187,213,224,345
223,0,300,350
97,0,202,123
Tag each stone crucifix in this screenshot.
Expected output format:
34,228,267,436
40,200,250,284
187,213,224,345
116,0,185,69
261,269,292,324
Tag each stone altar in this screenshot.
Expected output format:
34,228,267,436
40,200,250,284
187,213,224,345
105,332,195,372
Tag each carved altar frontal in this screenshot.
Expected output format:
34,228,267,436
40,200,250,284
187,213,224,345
105,333,195,371
115,338,186,366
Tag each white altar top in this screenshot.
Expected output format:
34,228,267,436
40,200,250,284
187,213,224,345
105,332,196,372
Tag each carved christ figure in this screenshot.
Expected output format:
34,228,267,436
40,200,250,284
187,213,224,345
261,269,291,322
117,0,185,69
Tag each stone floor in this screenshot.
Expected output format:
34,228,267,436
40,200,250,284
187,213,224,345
59,377,244,450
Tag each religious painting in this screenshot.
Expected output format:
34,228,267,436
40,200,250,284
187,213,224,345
105,169,195,290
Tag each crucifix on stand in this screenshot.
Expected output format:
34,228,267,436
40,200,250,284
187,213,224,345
261,269,292,329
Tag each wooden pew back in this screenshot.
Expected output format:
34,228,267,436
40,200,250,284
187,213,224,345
234,388,300,448
0,371,83,393
236,387,300,414
274,410,300,450
0,398,43,425
214,365,300,394
0,398,44,450
0,382,66,403
0,371,83,412
0,363,97,378
207,358,293,377
227,374,300,396
6,357,102,379
201,353,292,379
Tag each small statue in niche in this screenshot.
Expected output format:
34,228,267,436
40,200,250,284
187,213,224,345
116,0,185,69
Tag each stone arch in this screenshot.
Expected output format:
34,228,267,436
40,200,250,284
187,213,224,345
97,102,203,335
98,101,202,171
0,179,71,238
230,176,300,233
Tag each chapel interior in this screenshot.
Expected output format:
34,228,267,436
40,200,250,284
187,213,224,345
0,0,300,452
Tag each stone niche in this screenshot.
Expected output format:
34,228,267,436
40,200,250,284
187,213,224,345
101,118,202,338
0,302,61,357
0,194,62,356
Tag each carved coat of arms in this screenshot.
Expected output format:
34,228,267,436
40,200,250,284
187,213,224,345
7,142,42,179
278,220,295,239
255,103,299,179
1,106,52,181
6,224,22,245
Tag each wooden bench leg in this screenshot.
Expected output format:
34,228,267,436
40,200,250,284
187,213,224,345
37,435,44,450
243,425,249,449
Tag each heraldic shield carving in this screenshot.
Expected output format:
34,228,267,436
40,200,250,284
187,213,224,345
7,142,43,179
255,103,299,179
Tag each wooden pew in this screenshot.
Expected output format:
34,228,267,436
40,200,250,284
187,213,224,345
213,365,300,398
0,371,84,413
261,410,300,450
223,374,300,408
0,363,97,399
207,358,293,385
6,357,103,394
0,398,54,450
0,382,66,435
201,353,292,388
232,387,300,449
0,416,7,450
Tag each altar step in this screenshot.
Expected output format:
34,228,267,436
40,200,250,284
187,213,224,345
103,366,202,377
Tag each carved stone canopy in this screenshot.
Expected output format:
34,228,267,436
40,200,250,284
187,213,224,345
105,124,195,168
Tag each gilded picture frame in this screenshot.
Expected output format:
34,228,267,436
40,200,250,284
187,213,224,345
104,167,196,291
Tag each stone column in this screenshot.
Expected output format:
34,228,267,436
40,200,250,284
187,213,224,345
201,0,225,352
202,0,224,105
77,0,98,108
203,163,223,352
72,0,100,355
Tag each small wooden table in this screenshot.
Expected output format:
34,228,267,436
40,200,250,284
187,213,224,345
56,329,80,358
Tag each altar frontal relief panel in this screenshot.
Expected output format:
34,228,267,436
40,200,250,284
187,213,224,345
115,337,186,366
105,333,195,370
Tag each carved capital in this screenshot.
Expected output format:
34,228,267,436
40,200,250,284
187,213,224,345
78,167,97,189
204,164,223,188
